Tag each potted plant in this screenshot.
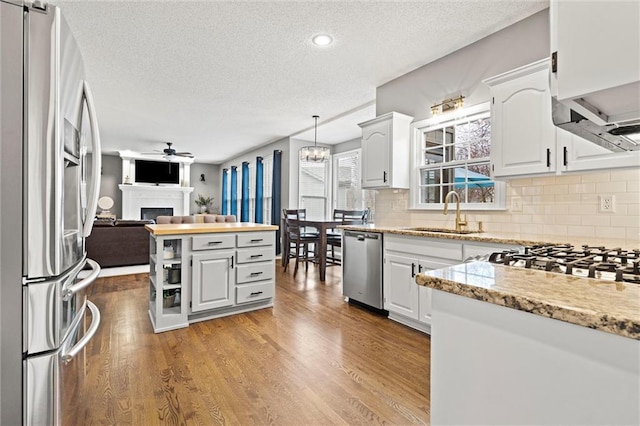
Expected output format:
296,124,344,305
195,194,214,213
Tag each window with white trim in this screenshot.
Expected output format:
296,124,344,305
299,159,330,219
411,102,505,210
332,149,376,217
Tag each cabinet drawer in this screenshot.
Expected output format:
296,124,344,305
236,246,275,264
236,281,274,304
192,234,235,251
236,261,274,284
236,232,274,248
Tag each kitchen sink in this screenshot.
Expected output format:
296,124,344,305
404,227,479,235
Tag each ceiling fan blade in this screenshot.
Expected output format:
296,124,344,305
175,152,194,157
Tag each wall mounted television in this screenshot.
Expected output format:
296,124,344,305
135,160,180,184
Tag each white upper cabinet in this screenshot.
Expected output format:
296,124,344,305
550,0,640,125
485,59,556,177
359,112,413,189
486,58,640,178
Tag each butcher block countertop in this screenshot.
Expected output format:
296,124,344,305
416,262,640,340
145,222,278,236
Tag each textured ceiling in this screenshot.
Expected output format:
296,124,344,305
54,0,547,164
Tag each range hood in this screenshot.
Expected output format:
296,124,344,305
551,98,640,152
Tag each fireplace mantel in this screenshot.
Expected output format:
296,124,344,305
119,184,194,220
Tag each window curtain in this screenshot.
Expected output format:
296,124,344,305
255,157,264,223
221,168,229,215
241,161,250,222
271,150,282,254
230,166,238,217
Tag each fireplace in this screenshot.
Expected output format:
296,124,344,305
119,184,193,220
141,207,173,222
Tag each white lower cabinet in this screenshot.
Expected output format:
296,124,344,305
191,250,235,312
383,234,521,334
384,253,421,320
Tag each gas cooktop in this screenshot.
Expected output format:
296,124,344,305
488,244,640,284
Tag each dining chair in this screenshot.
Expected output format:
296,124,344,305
282,209,318,269
284,218,320,277
327,209,366,265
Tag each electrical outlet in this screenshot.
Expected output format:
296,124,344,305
511,196,523,212
598,194,615,213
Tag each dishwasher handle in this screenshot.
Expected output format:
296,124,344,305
344,231,380,240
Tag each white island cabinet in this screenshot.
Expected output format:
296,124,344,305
146,223,278,333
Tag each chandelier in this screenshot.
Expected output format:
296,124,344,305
299,115,330,162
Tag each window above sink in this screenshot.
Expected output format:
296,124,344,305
410,102,506,211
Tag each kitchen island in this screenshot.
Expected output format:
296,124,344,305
145,222,278,333
416,262,640,425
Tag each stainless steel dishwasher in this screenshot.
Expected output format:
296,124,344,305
342,231,384,310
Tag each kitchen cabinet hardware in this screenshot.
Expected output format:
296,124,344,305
230,255,234,268
250,271,263,276
411,262,416,278
250,291,263,296
250,254,263,258
383,171,387,183
551,51,557,73
563,146,568,166
546,148,551,167
250,238,263,242
208,241,223,245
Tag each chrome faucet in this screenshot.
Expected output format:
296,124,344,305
443,191,467,232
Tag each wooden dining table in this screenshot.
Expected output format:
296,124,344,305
281,218,343,281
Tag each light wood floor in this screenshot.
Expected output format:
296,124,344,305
66,264,431,425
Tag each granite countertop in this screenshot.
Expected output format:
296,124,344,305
341,224,567,246
145,222,278,236
416,262,640,340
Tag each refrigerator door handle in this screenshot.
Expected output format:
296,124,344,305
63,258,100,300
81,80,102,238
61,300,100,364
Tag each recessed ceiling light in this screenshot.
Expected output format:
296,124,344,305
312,34,333,47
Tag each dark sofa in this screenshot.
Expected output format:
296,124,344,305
86,219,154,268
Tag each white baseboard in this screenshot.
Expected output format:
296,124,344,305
99,264,150,277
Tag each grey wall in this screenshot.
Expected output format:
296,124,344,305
376,9,549,120
99,154,122,217
189,163,220,214
333,138,361,154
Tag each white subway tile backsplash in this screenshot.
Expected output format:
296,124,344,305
522,186,544,196
581,215,611,227
543,224,568,235
554,194,581,203
595,181,627,194
580,171,611,183
569,204,596,215
568,183,596,194
531,176,556,186
567,225,595,238
595,227,628,240
543,184,569,195
374,170,638,245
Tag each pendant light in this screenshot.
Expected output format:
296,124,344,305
299,115,330,162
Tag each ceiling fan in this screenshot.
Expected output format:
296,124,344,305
144,142,194,160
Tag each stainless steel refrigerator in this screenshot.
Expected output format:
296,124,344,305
1,1,103,424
